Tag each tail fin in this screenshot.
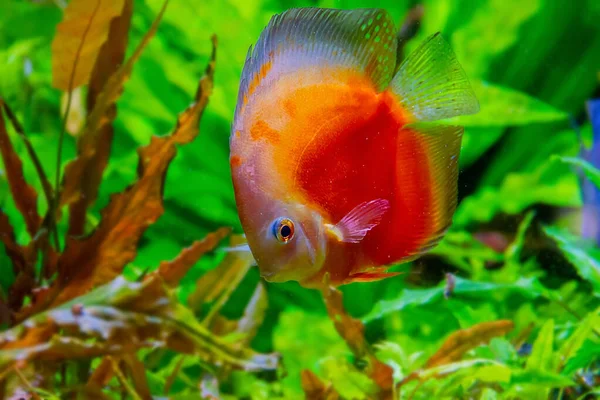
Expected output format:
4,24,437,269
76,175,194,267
390,32,479,122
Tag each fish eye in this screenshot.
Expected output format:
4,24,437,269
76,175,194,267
272,217,295,243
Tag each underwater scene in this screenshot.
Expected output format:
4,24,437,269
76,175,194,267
0,0,599,399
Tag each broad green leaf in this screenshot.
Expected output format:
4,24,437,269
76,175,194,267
556,307,600,372
525,319,555,400
454,158,581,227
472,364,512,383
374,341,409,383
526,319,554,372
459,127,504,167
479,388,500,400
479,126,582,188
363,276,542,323
555,156,600,189
509,369,574,388
544,226,600,294
319,357,379,399
444,80,568,127
451,0,541,78
563,340,600,375
432,230,504,268
504,211,536,264
273,310,348,397
577,391,600,400
363,287,442,323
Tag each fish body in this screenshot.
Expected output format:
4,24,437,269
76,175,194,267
229,8,479,288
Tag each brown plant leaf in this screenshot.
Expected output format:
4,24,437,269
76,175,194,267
0,276,279,377
7,269,37,314
16,33,216,320
235,282,268,345
86,357,114,393
155,227,231,287
0,211,27,278
322,286,394,398
188,234,252,312
0,101,41,237
66,0,134,236
59,0,169,209
424,320,515,369
1,211,38,313
301,370,340,400
0,102,53,208
0,297,10,327
51,0,125,91
61,88,86,136
206,282,267,343
122,354,151,400
4,363,49,400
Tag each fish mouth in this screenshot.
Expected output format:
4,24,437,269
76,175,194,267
261,270,274,279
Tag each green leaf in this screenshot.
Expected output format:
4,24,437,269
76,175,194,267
526,319,554,372
459,127,504,167
444,80,568,127
479,388,500,400
509,368,574,388
543,226,600,294
554,156,600,189
374,341,410,383
454,158,581,227
563,340,600,375
319,357,379,399
273,310,348,397
525,319,555,400
363,276,542,323
450,0,542,78
556,307,600,372
577,391,600,400
471,364,512,383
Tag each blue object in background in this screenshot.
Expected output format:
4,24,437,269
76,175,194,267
582,99,600,245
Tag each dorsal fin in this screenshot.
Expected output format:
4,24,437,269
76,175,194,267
390,32,479,121
233,8,398,124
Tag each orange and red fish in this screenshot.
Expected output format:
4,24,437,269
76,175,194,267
228,8,479,288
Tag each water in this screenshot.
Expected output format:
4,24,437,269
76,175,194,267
0,0,598,399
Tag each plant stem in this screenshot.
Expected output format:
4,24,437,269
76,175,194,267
53,0,102,251
110,357,143,400
13,365,42,400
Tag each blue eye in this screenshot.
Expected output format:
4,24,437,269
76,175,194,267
272,217,295,243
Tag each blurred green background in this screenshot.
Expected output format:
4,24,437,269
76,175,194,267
1,0,599,398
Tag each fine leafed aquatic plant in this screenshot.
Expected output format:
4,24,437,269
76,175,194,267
0,1,278,397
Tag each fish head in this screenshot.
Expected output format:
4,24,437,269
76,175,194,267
230,149,327,282
245,197,327,283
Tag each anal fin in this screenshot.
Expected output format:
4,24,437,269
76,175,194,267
347,268,402,283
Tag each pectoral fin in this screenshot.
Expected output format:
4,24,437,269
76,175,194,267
326,198,390,243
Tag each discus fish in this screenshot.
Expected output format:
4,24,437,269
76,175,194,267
229,8,479,288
